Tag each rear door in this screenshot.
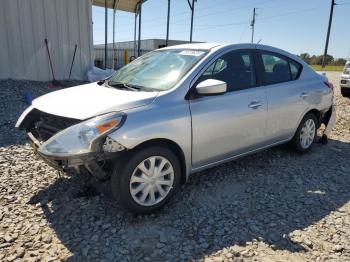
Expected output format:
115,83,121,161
257,50,306,143
189,49,268,168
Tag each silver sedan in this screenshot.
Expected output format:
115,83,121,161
16,43,334,213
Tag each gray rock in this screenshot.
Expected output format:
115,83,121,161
0,75,350,261
42,235,52,244
15,247,26,258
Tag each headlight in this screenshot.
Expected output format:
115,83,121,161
38,112,125,156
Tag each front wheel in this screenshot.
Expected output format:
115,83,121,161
291,113,318,153
111,146,181,214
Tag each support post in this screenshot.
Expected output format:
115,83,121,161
251,8,256,44
134,12,137,57
322,0,336,68
104,0,108,69
138,1,142,56
112,0,117,69
166,0,170,46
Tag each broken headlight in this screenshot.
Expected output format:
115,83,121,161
38,112,125,157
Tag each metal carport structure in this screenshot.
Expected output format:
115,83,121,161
92,0,197,69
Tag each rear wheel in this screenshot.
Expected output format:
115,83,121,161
341,88,350,98
291,113,318,153
111,146,181,214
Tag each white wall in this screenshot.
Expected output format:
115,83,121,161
93,39,195,68
0,0,93,81
94,39,194,51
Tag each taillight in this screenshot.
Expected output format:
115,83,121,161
324,81,334,89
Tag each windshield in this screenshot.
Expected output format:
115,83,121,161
107,49,207,91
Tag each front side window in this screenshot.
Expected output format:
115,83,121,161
197,49,256,92
203,58,227,76
108,49,207,91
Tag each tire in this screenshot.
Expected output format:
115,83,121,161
291,113,318,153
111,146,181,214
341,88,350,98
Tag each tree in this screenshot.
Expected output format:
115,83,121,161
299,53,346,66
320,54,334,66
299,53,311,64
307,54,334,65
333,58,347,66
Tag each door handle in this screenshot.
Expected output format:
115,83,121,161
248,101,263,109
300,91,308,99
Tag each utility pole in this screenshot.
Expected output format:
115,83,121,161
166,0,171,46
187,0,196,42
251,8,256,44
322,0,336,68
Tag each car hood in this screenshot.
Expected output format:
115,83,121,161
32,82,159,120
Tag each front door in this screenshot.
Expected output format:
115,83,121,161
190,49,268,169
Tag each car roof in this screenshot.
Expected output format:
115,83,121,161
160,42,305,65
161,42,291,54
161,43,224,50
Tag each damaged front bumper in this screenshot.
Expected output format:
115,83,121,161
27,131,122,180
28,131,98,170
18,108,127,180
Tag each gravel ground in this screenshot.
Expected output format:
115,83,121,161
0,73,349,262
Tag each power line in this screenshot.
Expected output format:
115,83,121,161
180,0,277,21
93,5,327,33
257,6,326,21
93,3,331,45
93,0,277,26
238,26,250,43
94,0,278,33
92,0,250,24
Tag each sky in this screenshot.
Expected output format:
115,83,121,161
92,0,350,58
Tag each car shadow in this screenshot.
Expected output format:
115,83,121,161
29,138,350,261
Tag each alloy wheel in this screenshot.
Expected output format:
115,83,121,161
300,118,316,149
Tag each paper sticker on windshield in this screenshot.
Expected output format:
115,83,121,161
179,50,204,56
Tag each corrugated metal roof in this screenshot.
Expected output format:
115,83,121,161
92,0,143,13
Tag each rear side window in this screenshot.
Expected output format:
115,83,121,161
260,51,302,85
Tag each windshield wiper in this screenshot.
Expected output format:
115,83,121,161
107,81,141,91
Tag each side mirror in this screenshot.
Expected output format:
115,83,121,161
195,79,227,96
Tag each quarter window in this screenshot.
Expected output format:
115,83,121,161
197,50,256,92
289,60,301,80
203,58,227,75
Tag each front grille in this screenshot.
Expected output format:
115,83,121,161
25,109,81,142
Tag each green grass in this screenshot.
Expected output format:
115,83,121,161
311,65,344,72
